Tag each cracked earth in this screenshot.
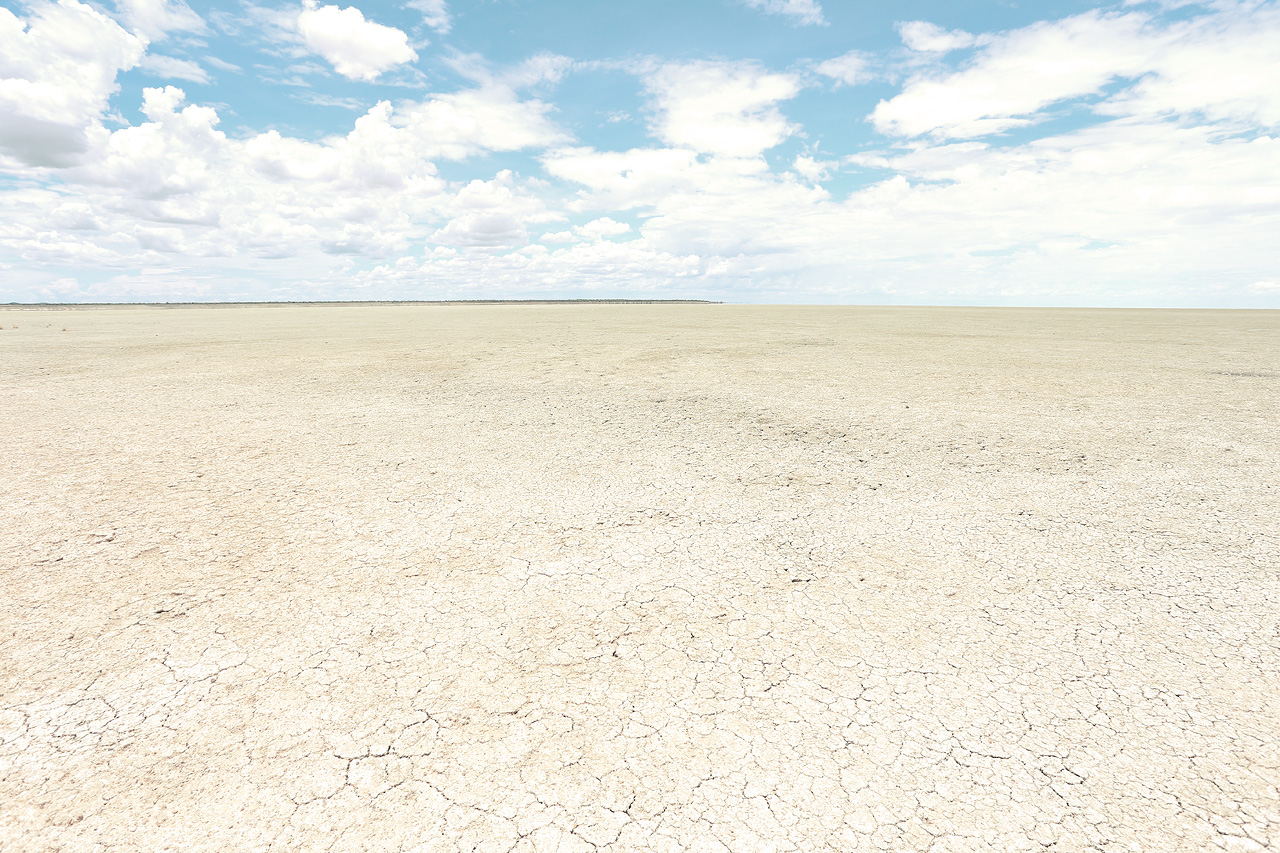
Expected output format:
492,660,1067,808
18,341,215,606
1,304,1277,852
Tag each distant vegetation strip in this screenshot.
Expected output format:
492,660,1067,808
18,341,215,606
4,299,723,308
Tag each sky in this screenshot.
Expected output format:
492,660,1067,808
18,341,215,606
0,0,1278,305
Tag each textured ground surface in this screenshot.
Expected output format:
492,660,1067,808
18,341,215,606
1,304,1277,852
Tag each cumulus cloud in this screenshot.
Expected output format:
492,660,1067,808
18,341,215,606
575,217,631,240
643,61,801,158
0,0,145,168
443,171,561,231
78,86,227,198
738,0,825,26
542,146,702,209
0,74,568,276
539,3,1280,301
50,202,104,231
545,144,828,256
432,213,528,248
395,85,567,159
792,155,831,182
1,0,1277,306
814,50,872,86
406,0,450,34
897,21,977,53
297,1,417,81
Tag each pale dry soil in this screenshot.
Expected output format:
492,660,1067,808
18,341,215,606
1,305,1277,853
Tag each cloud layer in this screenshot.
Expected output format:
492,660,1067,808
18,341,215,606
0,0,1278,306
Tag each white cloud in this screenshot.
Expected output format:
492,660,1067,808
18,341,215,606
50,202,104,231
444,171,560,226
792,155,831,182
432,213,528,248
204,56,241,72
115,0,204,40
406,0,450,34
294,92,368,109
539,2,1280,303
138,54,210,84
739,0,825,26
575,217,631,240
643,61,801,158
77,86,227,198
442,50,573,91
1097,2,1280,127
356,237,704,298
545,144,829,256
505,53,574,88
851,122,1280,267
244,128,341,182
814,50,872,86
297,1,417,81
1,1,1278,307
0,72,569,278
395,85,567,160
897,21,977,53
542,145,701,209
875,11,1155,138
0,0,145,168
875,4,1280,141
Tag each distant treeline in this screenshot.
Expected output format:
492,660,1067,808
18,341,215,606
5,299,723,308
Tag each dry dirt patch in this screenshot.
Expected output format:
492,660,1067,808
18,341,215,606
1,305,1278,852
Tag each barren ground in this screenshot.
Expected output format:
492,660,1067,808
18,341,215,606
1,304,1277,852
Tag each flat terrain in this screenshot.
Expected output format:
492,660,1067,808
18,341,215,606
1,304,1277,852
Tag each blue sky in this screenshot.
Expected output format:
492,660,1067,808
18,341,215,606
1,0,1278,305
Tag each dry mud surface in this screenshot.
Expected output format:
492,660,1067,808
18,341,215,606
1,304,1277,852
